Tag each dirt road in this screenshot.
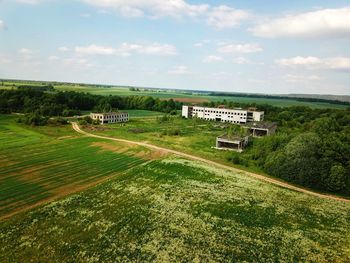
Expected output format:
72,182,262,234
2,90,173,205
72,122,350,203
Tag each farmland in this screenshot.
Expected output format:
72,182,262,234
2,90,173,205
0,115,155,218
1,157,350,261
53,85,350,109
1,80,348,109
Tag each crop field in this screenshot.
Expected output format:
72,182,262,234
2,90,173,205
51,84,348,109
1,81,347,109
0,115,154,218
1,157,349,261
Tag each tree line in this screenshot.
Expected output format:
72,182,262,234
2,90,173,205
0,89,182,123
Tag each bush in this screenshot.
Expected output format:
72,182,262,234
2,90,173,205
47,117,68,126
22,112,48,126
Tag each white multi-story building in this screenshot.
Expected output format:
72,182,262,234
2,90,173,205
182,105,264,124
90,112,129,124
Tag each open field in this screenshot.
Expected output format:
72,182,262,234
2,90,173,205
1,81,348,109
0,115,155,218
1,157,350,261
53,85,349,109
124,109,165,117
81,116,260,172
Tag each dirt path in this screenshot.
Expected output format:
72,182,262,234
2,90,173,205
72,122,350,203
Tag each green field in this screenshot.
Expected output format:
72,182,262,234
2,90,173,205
1,157,349,261
1,81,347,109
81,116,262,173
52,85,348,109
124,109,165,117
0,115,153,218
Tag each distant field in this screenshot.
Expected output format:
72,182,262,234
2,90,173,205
1,157,349,261
1,82,348,109
0,115,154,218
53,85,348,109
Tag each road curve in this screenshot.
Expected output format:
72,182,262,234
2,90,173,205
72,122,350,204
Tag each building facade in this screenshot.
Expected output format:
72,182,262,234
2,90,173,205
182,106,264,124
244,122,277,137
216,135,249,152
90,112,129,124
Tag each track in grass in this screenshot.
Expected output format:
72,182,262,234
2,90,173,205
0,115,151,218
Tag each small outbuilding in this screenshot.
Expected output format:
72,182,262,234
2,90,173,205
90,112,129,124
215,134,249,152
244,122,277,137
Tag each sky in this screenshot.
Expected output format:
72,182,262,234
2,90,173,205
0,0,350,95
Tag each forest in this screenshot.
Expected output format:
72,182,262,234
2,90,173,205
204,101,350,195
0,88,181,120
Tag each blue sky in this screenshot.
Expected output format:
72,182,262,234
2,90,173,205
0,0,349,95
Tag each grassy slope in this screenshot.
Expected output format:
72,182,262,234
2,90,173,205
1,158,349,262
0,115,151,218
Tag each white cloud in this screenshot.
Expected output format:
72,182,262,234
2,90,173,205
63,58,93,68
48,55,59,61
80,13,91,18
232,57,250,64
218,43,263,54
18,48,33,59
284,74,322,83
207,5,250,29
75,45,117,55
75,43,177,56
16,0,45,4
276,56,350,71
0,20,5,30
81,1,251,29
194,42,203,47
203,55,223,63
250,7,350,38
58,46,70,52
81,0,209,18
168,65,189,75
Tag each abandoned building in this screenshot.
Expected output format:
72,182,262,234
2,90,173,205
244,122,277,137
215,135,249,152
90,112,129,124
182,105,264,124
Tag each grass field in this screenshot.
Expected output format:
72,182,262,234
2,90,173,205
0,115,156,218
1,81,347,109
1,157,349,261
82,116,263,173
52,85,348,109
124,109,165,117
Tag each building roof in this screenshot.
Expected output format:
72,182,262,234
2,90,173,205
244,122,277,130
217,134,246,143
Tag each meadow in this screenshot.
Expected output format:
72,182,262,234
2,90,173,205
82,116,263,173
1,81,347,109
1,157,349,262
53,84,348,109
0,115,155,218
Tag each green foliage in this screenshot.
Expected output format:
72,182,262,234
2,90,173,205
47,117,68,126
20,111,48,126
0,89,182,117
156,114,170,123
